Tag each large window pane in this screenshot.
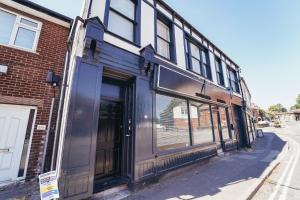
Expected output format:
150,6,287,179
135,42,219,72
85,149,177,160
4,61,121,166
0,10,16,45
190,102,213,145
219,107,230,140
156,94,190,151
108,10,134,42
110,0,135,20
20,18,38,28
201,50,207,64
157,20,170,42
190,43,200,59
216,59,224,86
157,37,170,59
247,115,254,143
14,27,36,49
211,110,220,142
191,57,201,74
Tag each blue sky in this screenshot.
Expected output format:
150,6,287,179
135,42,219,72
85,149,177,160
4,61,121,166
32,0,300,110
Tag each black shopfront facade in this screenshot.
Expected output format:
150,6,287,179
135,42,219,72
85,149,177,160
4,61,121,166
58,18,246,200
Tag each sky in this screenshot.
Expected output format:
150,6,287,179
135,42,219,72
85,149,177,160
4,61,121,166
31,0,300,110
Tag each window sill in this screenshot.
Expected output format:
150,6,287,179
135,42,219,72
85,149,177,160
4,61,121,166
157,142,216,157
155,54,177,65
186,69,212,81
105,31,141,48
0,44,39,55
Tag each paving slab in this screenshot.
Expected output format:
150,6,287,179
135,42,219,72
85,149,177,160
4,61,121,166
124,132,288,200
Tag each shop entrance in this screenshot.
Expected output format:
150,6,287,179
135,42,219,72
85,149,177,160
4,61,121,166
94,77,134,191
212,107,224,152
233,105,248,148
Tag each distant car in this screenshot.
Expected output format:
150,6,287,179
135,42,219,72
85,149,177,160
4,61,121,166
257,120,272,127
273,121,282,128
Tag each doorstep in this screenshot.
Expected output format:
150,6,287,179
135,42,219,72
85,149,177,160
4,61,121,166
93,184,131,200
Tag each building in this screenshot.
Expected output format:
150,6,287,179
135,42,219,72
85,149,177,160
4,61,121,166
53,0,251,199
0,0,71,185
240,77,256,145
293,109,300,121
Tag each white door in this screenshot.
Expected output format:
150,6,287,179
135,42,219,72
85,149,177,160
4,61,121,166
0,105,31,183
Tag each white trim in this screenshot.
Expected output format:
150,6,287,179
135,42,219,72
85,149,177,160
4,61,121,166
0,0,70,28
104,32,140,54
0,104,37,183
0,7,42,52
19,106,37,181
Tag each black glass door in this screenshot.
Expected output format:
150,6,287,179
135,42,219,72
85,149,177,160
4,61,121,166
212,107,224,151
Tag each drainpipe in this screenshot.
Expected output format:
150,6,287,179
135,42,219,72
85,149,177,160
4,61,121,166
50,16,85,170
41,97,55,172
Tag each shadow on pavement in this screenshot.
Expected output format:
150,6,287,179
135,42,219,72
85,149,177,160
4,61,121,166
126,132,286,200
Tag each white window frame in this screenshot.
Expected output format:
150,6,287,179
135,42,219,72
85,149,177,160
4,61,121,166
156,19,171,60
0,8,42,53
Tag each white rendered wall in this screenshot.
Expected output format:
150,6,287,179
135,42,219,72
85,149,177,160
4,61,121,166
174,26,186,70
141,1,155,47
90,0,107,22
209,51,217,84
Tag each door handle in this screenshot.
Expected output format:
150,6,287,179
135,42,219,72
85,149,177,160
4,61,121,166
0,149,10,153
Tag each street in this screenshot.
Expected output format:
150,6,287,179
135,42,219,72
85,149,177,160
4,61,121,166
121,128,287,200
253,121,300,200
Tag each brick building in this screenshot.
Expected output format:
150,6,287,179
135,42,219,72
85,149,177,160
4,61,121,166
0,0,71,185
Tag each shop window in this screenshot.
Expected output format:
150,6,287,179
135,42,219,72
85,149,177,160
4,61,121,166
156,94,190,151
215,57,225,86
0,9,41,51
185,37,212,80
228,67,240,93
107,0,137,42
219,107,231,140
189,102,214,145
247,115,254,143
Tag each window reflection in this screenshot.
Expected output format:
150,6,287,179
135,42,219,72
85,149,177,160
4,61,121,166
190,102,213,144
219,107,230,140
156,94,190,151
247,115,254,143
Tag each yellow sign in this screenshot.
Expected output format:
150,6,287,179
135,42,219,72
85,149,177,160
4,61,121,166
39,171,60,200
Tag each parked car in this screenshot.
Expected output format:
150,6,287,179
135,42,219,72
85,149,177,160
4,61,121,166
257,120,273,128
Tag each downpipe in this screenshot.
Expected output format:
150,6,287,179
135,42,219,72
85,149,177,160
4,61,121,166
50,16,85,170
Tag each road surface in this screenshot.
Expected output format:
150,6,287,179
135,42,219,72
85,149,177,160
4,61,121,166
253,121,300,200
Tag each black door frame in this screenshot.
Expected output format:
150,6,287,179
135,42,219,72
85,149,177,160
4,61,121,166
94,76,135,192
233,105,248,148
211,107,225,151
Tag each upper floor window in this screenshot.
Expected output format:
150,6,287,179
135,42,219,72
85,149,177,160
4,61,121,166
157,19,170,59
0,9,41,51
228,67,240,93
185,38,212,80
215,57,225,86
156,14,175,61
107,0,137,43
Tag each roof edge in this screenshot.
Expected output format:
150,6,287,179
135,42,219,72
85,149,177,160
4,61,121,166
12,0,72,23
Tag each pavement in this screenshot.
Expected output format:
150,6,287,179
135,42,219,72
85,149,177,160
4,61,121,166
253,121,300,200
0,123,294,200
0,180,39,200
124,131,287,200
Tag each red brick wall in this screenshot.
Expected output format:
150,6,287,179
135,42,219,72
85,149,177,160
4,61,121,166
0,3,69,179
